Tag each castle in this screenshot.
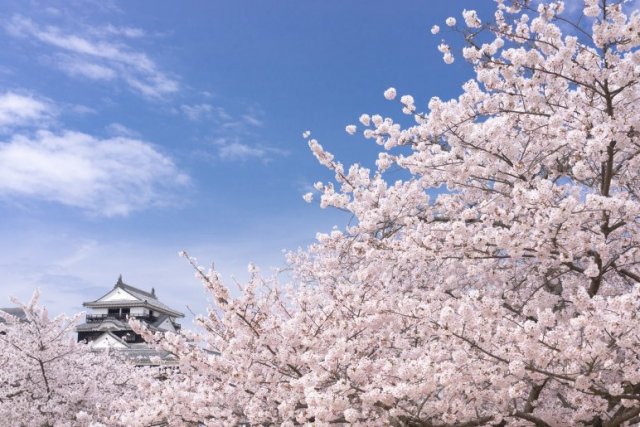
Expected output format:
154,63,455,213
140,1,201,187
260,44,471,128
75,276,184,365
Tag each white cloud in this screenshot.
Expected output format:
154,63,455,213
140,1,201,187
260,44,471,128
67,104,97,115
93,24,146,39
180,103,231,122
180,100,278,163
179,100,284,162
125,74,179,99
0,130,189,216
0,92,55,130
55,55,117,80
105,122,139,137
218,141,266,160
6,15,178,98
242,114,263,127
180,103,213,121
213,137,288,162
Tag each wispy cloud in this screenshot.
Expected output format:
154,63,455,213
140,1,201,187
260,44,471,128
213,137,288,162
180,103,231,122
0,130,189,216
242,105,266,127
241,114,263,127
91,24,146,39
54,54,117,80
0,92,55,130
67,104,97,116
180,99,283,163
182,102,285,162
105,122,139,137
5,15,179,99
217,140,265,160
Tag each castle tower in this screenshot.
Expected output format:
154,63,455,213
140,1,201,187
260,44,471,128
76,276,184,364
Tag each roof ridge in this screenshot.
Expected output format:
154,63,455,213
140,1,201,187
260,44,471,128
116,278,156,299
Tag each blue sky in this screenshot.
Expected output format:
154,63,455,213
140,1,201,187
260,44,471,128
0,0,485,321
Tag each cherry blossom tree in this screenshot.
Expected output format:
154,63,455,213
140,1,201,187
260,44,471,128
144,1,640,425
0,291,140,426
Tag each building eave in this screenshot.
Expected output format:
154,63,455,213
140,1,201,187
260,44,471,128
82,300,184,318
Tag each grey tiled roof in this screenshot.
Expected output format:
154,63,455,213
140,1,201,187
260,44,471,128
119,347,178,364
0,307,27,323
83,277,184,318
76,318,130,331
99,330,127,344
76,316,174,333
151,314,171,329
88,333,177,365
119,282,155,299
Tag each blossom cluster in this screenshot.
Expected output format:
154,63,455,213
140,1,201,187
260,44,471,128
2,1,640,426
139,1,640,425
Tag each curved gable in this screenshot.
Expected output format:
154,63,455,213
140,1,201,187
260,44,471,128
91,332,128,349
99,287,139,302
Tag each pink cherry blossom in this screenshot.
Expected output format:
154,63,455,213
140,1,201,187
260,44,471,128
144,2,640,424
